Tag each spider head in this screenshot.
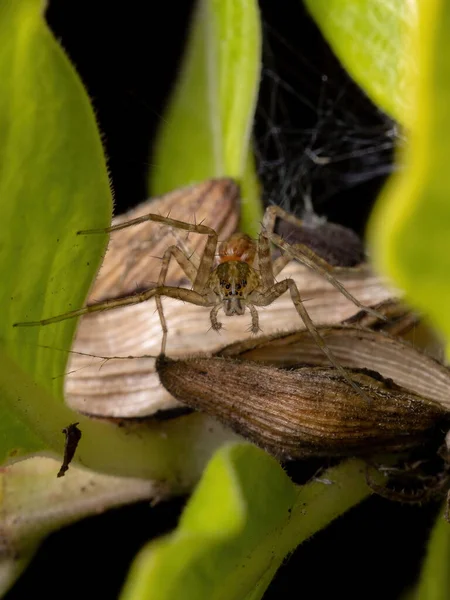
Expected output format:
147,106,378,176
210,261,260,315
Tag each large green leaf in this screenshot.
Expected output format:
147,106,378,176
120,444,370,600
0,0,238,482
0,457,162,596
149,0,262,235
368,0,450,353
0,0,111,460
304,0,416,126
415,509,450,600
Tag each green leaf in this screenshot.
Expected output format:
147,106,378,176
303,0,417,126
149,0,262,236
0,0,111,459
0,456,164,595
416,509,450,600
368,1,450,353
0,0,238,483
120,444,370,600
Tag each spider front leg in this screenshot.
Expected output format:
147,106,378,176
13,285,214,328
15,214,220,352
154,245,199,353
262,205,386,322
110,227,201,296
248,305,261,334
79,214,217,287
209,305,222,332
249,278,373,403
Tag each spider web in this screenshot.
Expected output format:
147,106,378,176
254,3,402,236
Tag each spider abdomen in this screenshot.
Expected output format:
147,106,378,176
218,233,257,264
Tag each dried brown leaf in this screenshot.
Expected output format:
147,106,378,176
156,353,449,460
218,325,450,408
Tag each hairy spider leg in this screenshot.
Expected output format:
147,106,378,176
155,245,198,353
249,276,374,404
209,304,222,331
248,304,261,334
169,224,201,270
262,205,386,321
250,226,373,402
14,215,219,335
13,286,214,327
111,214,204,297
82,212,219,291
96,214,219,351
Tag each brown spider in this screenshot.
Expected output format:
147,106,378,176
14,204,383,401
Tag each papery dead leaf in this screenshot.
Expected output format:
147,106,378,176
218,325,450,408
156,353,449,460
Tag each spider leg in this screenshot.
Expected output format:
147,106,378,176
79,214,218,294
210,304,223,331
271,254,291,278
256,226,275,288
110,238,156,295
269,232,386,322
262,204,306,234
169,225,201,270
154,245,199,353
156,245,198,286
366,462,450,506
13,286,213,328
248,305,260,334
250,278,373,403
262,205,386,321
116,222,201,294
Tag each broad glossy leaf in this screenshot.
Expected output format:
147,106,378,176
0,457,164,596
304,0,417,125
120,444,370,600
0,0,111,460
149,0,262,235
0,1,237,484
416,508,450,600
368,1,450,354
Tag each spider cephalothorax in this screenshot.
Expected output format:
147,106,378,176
207,233,261,322
14,203,383,402
209,260,259,316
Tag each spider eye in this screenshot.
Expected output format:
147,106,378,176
225,283,231,290
242,280,247,286
236,284,241,290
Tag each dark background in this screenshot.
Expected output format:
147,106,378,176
6,1,438,599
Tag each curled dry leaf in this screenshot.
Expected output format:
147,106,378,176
156,324,450,460
156,352,449,459
218,325,450,408
65,179,393,418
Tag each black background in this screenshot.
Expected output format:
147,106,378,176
6,1,439,599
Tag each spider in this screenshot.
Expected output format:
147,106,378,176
14,204,383,402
